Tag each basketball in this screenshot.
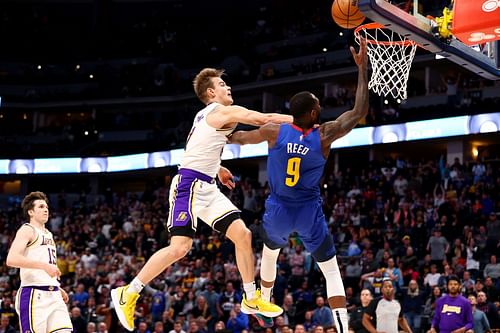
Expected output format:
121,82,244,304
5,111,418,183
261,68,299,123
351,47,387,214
331,0,366,29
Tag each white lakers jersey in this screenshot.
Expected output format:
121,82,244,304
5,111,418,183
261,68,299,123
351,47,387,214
179,103,235,177
20,224,60,287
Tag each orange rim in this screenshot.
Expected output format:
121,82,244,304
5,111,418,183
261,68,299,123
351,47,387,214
355,22,418,47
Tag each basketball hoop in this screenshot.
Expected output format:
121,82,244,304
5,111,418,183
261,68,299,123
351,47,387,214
355,22,418,100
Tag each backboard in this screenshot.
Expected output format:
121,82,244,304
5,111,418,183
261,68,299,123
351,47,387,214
357,0,500,80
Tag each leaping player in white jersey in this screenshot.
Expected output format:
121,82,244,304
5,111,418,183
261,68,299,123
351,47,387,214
7,191,72,333
111,68,292,331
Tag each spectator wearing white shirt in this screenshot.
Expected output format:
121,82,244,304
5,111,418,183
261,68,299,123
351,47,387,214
81,248,99,270
424,265,441,288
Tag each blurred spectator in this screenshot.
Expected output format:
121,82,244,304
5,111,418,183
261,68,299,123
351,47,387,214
468,294,491,333
138,321,152,333
169,321,187,333
423,265,441,289
477,291,499,329
190,296,211,325
403,280,424,333
422,286,443,332
483,276,499,302
294,324,306,333
0,297,17,329
153,321,166,333
348,289,372,333
465,238,480,280
437,264,454,289
218,281,241,322
86,322,97,333
312,296,334,328
460,271,475,294
97,321,108,333
345,258,362,293
426,229,449,270
213,321,226,333
360,268,386,298
442,73,461,108
71,307,88,333
81,248,99,270
0,314,15,333
277,294,295,327
385,257,403,290
484,255,500,279
303,311,314,332
486,212,500,254
73,283,90,309
225,304,248,333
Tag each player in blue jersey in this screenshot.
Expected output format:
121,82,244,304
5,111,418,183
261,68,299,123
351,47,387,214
229,39,368,332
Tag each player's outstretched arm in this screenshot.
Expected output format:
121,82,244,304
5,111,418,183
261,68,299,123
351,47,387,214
207,105,292,128
229,123,280,146
319,39,368,148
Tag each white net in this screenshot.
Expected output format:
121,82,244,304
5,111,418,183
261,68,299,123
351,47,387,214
355,23,417,100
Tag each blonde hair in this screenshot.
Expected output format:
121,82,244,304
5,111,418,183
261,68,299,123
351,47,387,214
193,68,225,104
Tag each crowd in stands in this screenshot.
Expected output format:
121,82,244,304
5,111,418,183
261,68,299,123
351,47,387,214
0,154,499,333
3,1,500,160
0,1,341,101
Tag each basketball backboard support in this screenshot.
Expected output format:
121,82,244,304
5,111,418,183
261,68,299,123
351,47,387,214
357,0,500,80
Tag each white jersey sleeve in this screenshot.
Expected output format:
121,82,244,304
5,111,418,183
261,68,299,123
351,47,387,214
179,103,235,178
20,224,60,287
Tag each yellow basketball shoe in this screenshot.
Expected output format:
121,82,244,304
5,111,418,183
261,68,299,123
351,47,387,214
111,285,140,331
241,289,283,317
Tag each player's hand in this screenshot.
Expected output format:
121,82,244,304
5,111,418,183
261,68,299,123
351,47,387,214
218,166,236,190
350,37,368,71
60,288,69,303
44,263,61,278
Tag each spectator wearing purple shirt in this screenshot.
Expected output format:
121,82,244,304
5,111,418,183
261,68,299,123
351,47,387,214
427,275,473,333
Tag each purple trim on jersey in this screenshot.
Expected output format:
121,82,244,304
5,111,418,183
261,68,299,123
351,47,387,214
178,168,214,183
169,168,217,229
170,176,195,228
19,287,34,333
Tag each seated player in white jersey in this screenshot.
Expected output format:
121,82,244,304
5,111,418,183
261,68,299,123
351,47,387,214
6,191,72,333
229,39,369,332
111,68,292,331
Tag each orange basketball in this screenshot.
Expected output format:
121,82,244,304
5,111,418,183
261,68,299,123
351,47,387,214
331,0,366,29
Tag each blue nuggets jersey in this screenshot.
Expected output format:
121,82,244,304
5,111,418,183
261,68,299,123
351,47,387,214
267,124,325,203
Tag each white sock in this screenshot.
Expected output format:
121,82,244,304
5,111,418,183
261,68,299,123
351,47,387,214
332,308,349,333
243,281,256,300
128,277,145,293
261,285,272,302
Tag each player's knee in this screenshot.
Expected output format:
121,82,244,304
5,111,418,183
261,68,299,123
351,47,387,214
240,227,252,248
234,225,252,248
171,239,192,259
